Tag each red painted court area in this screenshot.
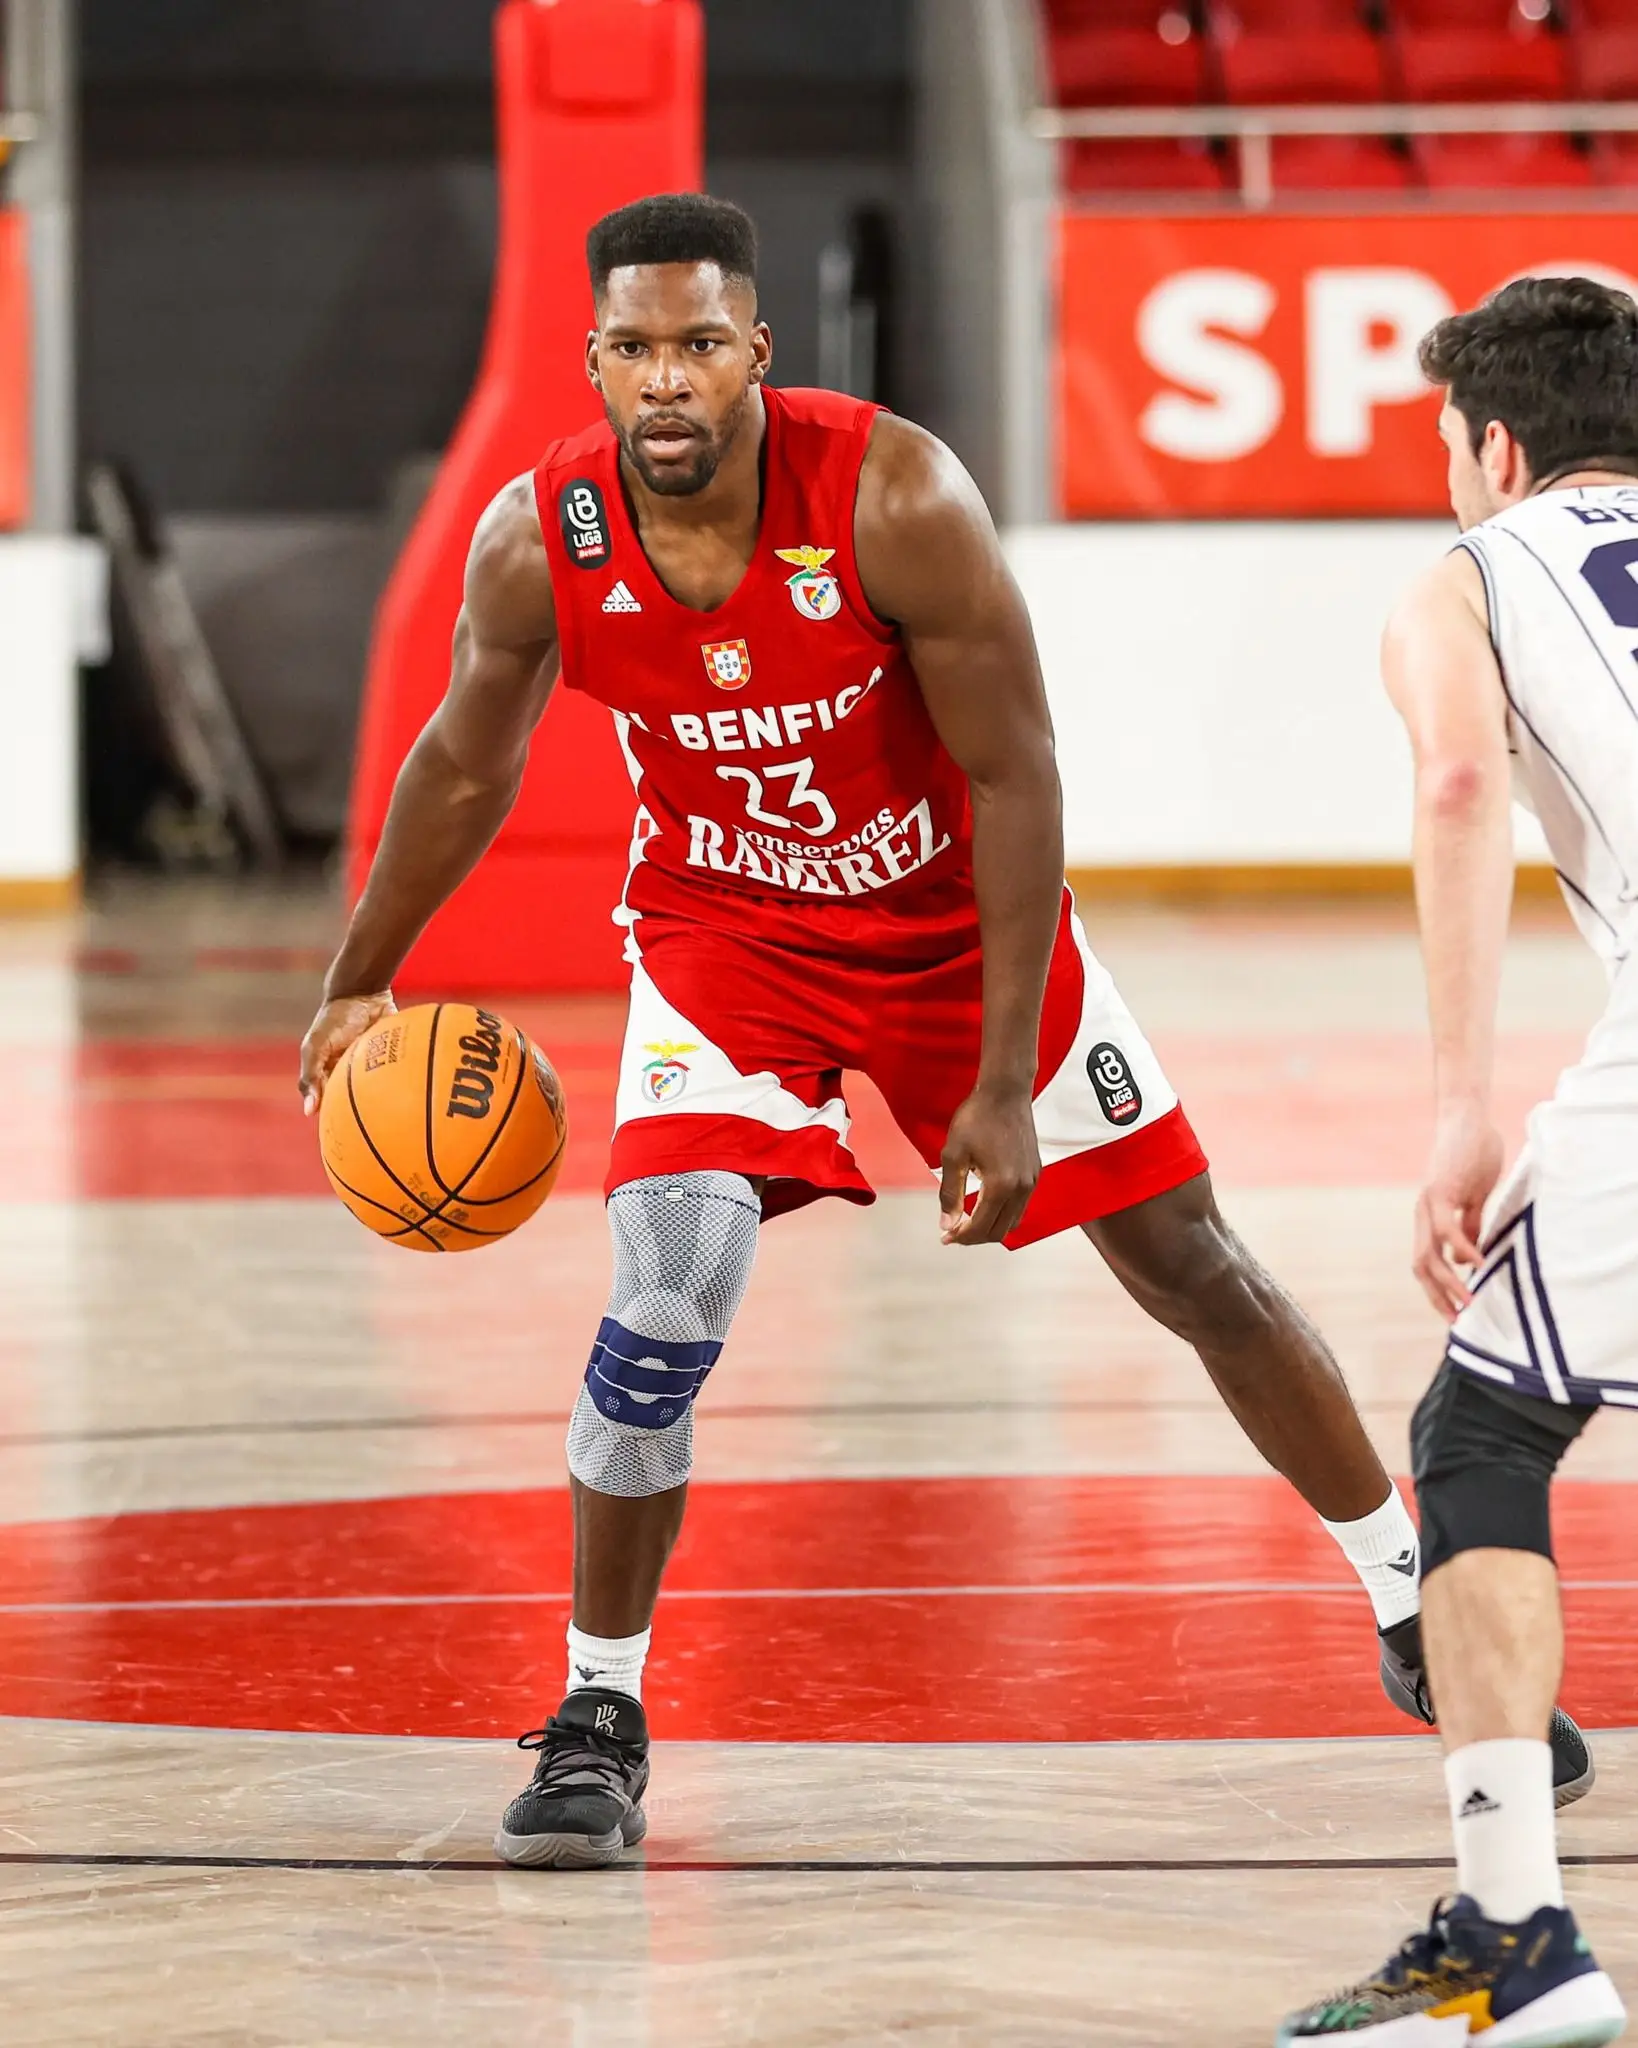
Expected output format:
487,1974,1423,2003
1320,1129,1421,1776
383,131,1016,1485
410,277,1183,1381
1,1475,1632,1742
0,1028,1588,1198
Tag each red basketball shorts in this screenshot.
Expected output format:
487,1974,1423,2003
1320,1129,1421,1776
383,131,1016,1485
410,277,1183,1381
607,885,1207,1250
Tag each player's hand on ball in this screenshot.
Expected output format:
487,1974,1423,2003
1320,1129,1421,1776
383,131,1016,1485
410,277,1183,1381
939,1084,1041,1247
1413,1102,1504,1321
298,991,397,1116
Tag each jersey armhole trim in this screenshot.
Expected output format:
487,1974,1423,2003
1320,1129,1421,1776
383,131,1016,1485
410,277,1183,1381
1454,533,1515,712
533,454,587,696
844,409,904,647
1455,534,1502,655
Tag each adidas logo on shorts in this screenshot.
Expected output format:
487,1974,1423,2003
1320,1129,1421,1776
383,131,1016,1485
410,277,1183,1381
602,580,643,614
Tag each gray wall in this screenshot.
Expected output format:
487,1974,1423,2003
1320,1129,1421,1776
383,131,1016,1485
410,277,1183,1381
79,0,913,515
166,515,387,840
82,162,496,515
82,0,496,82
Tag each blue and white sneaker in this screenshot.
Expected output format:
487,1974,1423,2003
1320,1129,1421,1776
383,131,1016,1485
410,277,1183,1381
1277,1894,1626,2044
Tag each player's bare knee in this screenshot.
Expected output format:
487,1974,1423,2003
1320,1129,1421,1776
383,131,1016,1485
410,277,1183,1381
567,1171,761,1498
1413,1358,1592,1579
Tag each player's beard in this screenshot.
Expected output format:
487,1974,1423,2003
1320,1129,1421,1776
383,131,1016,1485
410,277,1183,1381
613,385,754,498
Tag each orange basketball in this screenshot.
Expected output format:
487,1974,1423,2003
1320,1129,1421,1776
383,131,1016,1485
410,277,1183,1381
319,1003,567,1251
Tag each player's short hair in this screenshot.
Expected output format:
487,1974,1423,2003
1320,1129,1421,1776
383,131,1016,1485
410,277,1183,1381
586,193,758,302
1420,275,1638,484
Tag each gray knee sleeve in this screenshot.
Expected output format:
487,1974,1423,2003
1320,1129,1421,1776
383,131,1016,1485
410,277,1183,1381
566,1171,760,1497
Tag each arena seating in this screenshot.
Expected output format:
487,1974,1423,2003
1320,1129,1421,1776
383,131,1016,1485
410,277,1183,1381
1391,23,1569,103
1268,134,1416,190
1043,0,1638,199
1062,138,1228,193
1211,2,1389,106
1417,131,1594,187
1573,1,1638,101
1048,21,1208,105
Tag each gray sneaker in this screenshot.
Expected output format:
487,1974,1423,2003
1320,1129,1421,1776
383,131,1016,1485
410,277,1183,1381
494,1688,650,1868
1378,1613,1595,1809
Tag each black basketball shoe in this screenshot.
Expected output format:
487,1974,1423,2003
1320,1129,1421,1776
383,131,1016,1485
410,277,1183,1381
494,1688,650,1869
1379,1613,1595,1809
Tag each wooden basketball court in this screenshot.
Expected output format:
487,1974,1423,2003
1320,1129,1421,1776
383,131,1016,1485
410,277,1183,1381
1,880,1632,2045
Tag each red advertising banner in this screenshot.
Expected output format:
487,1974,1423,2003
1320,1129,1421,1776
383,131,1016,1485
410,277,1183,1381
0,211,28,530
1057,212,1638,518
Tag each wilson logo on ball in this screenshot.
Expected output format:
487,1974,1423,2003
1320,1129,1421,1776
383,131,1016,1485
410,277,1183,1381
321,1002,568,1252
446,1010,506,1121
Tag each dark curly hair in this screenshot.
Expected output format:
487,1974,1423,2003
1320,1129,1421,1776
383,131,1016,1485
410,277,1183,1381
587,193,757,302
1419,275,1638,485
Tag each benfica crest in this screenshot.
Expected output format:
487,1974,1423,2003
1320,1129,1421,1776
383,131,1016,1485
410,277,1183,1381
702,639,752,690
775,545,841,622
642,1040,699,1103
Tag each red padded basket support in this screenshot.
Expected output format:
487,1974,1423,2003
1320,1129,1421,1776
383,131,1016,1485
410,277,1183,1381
346,0,704,994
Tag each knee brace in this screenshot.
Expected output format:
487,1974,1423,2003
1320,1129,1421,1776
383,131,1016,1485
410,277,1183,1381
566,1171,760,1498
1413,1358,1593,1578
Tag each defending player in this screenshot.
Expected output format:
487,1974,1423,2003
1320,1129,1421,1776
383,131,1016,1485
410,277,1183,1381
298,197,1569,1869
1279,280,1634,2044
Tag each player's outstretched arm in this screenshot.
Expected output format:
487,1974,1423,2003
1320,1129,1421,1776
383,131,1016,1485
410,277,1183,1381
299,477,560,1111
1383,547,1514,1318
857,416,1064,1246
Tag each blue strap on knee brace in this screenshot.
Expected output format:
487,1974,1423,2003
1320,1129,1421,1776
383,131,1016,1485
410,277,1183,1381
584,1317,722,1429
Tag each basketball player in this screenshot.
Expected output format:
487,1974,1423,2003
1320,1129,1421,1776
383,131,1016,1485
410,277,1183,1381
1279,280,1635,2044
297,197,1575,1869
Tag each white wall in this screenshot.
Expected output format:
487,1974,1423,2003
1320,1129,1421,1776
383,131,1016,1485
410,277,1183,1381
0,536,104,882
0,520,1545,886
1006,519,1547,867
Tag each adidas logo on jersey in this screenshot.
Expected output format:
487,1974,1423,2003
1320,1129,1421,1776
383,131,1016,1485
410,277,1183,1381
602,580,642,614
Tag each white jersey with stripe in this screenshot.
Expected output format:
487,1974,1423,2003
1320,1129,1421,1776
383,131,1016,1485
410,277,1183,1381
1460,483,1638,972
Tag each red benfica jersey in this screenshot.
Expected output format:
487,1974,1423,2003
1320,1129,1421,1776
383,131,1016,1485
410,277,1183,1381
534,387,974,943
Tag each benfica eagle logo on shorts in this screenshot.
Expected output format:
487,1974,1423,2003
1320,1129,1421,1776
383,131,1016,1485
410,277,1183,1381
776,545,842,622
702,639,752,690
642,1040,699,1103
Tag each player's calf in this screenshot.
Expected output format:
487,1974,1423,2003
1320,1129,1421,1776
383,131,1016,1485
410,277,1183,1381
1410,1361,1598,1823
1086,1178,1425,1619
1379,1608,1591,1811
1086,1176,1397,1520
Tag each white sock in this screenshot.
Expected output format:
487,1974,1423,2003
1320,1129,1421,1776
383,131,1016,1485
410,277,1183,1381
1320,1486,1422,1630
566,1623,651,1704
1447,1739,1563,1922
